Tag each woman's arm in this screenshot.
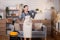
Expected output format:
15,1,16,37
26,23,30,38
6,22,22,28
19,13,25,20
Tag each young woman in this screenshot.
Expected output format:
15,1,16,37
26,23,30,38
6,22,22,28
21,5,32,40
20,5,30,20
20,5,36,20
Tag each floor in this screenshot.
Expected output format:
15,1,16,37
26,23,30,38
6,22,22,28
10,36,55,40
0,35,58,40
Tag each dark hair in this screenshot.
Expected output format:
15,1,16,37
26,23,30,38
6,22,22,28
22,5,28,13
23,5,28,8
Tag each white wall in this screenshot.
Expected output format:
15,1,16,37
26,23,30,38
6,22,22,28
0,0,54,10
0,0,60,11
0,0,60,19
54,0,60,11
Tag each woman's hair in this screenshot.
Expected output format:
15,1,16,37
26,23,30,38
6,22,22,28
22,5,28,13
23,5,28,8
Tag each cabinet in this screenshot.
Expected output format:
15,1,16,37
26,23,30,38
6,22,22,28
6,10,19,18
53,28,60,40
53,21,60,40
56,32,60,40
0,35,9,40
0,19,6,35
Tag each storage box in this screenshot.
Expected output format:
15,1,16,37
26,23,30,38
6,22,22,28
0,19,6,35
6,18,12,23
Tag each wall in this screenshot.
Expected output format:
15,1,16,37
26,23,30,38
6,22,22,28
54,0,60,12
0,0,57,11
0,0,60,19
0,0,60,11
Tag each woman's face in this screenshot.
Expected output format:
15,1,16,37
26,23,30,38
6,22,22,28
24,6,29,12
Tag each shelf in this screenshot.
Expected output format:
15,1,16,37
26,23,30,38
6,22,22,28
7,16,19,18
8,10,19,11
